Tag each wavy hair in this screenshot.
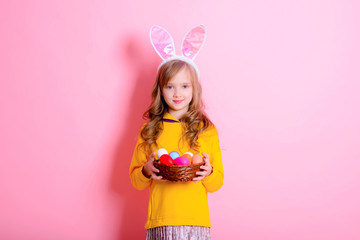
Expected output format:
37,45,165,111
139,60,213,155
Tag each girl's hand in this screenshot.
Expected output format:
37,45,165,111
193,153,213,183
142,152,163,180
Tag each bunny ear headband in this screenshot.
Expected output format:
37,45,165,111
149,24,207,78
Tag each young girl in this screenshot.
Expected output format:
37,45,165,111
129,25,224,240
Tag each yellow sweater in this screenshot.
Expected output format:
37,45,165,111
129,112,224,229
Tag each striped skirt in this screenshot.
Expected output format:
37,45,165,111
146,226,211,240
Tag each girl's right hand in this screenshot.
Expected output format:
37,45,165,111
142,152,163,180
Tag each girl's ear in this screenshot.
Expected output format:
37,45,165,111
150,25,176,60
181,25,207,61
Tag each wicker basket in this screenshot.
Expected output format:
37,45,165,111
153,161,205,182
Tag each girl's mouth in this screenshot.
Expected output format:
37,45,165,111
173,100,184,104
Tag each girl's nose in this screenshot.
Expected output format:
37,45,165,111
173,89,181,98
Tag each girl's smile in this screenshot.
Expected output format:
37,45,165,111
173,99,184,104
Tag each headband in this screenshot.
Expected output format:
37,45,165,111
149,24,207,78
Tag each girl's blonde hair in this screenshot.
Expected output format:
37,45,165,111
140,59,213,154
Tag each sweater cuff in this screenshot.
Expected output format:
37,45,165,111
136,167,152,185
142,166,151,179
202,167,217,185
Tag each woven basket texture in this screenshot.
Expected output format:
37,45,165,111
154,161,205,182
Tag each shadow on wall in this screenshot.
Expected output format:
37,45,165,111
110,34,159,239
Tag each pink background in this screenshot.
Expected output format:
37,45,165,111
1,0,360,239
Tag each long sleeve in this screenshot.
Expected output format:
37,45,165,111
201,128,224,193
129,126,152,190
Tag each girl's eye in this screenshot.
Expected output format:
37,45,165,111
183,85,189,89
166,86,173,89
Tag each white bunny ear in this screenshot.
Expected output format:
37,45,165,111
150,25,176,60
181,24,207,60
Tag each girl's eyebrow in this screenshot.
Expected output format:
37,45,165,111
166,81,191,85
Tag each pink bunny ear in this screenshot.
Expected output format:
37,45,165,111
181,25,206,60
150,25,176,60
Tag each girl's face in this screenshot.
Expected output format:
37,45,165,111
162,67,193,120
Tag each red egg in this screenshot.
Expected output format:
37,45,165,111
160,154,174,166
174,156,190,165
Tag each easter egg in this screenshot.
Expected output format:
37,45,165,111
192,154,203,164
169,151,180,160
174,156,190,165
182,154,192,163
184,152,194,157
159,154,174,166
157,148,168,159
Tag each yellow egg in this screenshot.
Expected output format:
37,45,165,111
183,154,192,164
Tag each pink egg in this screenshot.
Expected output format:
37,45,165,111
174,156,190,165
192,154,203,164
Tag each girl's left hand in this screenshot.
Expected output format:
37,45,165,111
193,153,213,183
